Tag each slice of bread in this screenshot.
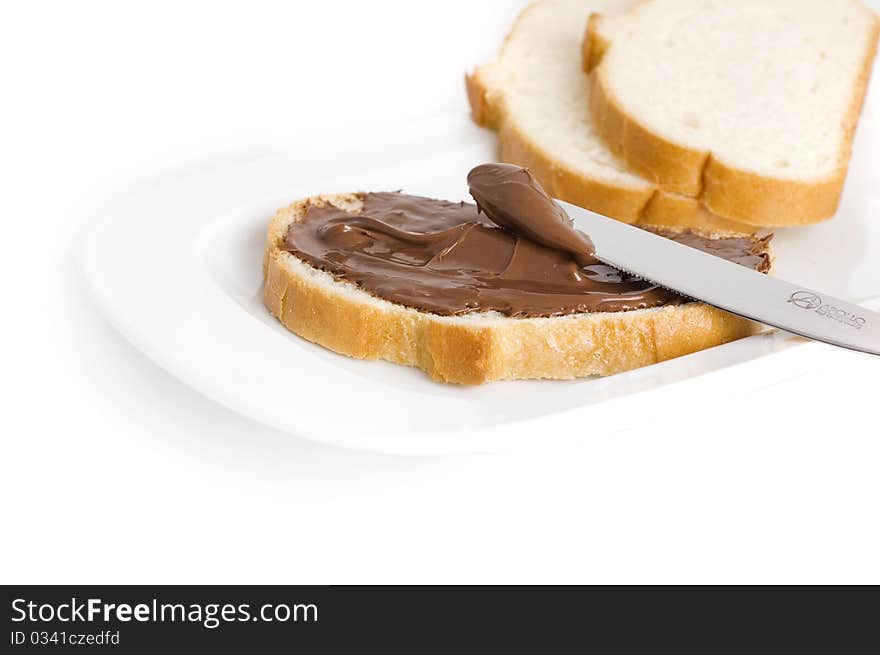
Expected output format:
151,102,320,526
263,193,771,385
585,0,880,226
467,0,751,232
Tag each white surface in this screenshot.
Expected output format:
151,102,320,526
3,0,880,583
80,112,880,454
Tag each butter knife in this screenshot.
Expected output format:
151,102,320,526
557,200,880,356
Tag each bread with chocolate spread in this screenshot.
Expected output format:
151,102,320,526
263,183,772,384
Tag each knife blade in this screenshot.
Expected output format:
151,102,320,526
556,200,880,356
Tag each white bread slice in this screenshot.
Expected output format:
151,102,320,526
585,0,880,226
467,0,751,232
263,193,770,385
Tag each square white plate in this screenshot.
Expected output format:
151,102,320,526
80,103,880,454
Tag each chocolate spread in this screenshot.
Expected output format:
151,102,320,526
467,163,596,266
282,168,770,318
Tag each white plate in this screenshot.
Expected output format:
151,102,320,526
80,103,880,454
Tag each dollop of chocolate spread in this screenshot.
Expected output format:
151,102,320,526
467,163,596,266
282,166,770,317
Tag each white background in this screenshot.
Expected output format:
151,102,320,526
3,0,879,583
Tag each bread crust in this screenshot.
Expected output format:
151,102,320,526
263,194,767,385
583,8,880,226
